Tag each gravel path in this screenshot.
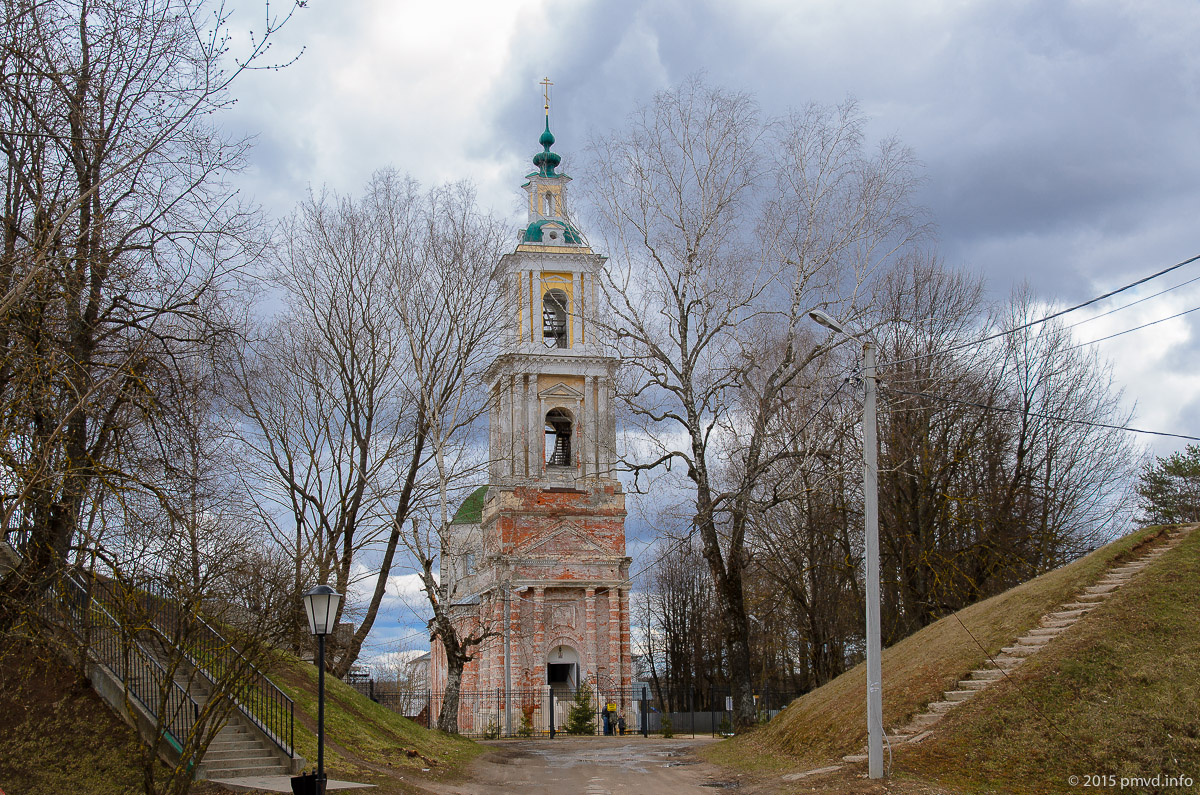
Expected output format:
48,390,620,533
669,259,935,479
425,736,747,795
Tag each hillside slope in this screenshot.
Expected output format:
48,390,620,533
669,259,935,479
709,525,1176,774
901,525,1200,793
0,635,147,795
0,628,478,795
269,652,481,789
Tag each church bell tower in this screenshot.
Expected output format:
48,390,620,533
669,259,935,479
439,84,632,706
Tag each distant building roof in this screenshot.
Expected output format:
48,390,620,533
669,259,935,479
451,485,488,525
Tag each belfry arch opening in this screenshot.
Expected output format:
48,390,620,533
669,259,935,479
545,408,573,467
542,288,568,348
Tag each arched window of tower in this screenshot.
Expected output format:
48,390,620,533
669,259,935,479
544,191,555,216
542,288,568,348
545,408,573,467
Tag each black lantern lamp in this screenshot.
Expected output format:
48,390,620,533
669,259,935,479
295,584,342,795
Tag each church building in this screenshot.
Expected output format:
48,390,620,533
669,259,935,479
427,96,633,728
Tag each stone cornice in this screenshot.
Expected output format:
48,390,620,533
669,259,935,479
498,250,607,272
484,350,618,383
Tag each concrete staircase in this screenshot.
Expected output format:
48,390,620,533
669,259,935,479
839,525,1193,763
139,635,298,781
202,713,293,779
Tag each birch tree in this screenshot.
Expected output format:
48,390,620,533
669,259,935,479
586,78,924,729
0,0,301,622
233,171,507,676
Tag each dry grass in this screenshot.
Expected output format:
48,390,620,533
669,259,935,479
0,634,147,795
900,525,1200,793
0,628,481,795
707,525,1169,772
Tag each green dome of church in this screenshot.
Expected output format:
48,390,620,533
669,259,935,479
532,118,562,177
451,485,488,525
522,219,582,245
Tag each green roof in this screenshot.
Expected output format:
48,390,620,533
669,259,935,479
451,486,488,525
522,219,582,245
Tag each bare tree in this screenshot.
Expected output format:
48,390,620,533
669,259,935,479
586,78,924,728
0,0,300,621
232,170,508,678
873,258,1137,635
750,355,865,689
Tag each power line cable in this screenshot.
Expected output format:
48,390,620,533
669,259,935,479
881,252,1200,369
881,385,1200,442
1069,303,1200,349
1065,273,1200,330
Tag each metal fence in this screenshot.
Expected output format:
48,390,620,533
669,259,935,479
348,681,799,739
54,571,201,754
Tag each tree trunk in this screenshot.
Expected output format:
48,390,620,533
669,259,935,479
439,654,466,734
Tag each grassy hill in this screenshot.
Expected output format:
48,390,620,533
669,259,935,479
708,524,1193,793
902,524,1200,793
268,651,481,790
0,635,147,795
0,628,478,795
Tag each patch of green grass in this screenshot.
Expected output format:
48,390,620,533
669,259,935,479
269,652,482,782
903,527,1200,794
709,525,1170,772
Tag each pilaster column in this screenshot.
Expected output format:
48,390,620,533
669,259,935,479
530,377,541,478
500,378,512,479
534,587,546,668
584,587,596,681
581,375,594,478
571,271,583,346
608,587,619,686
491,595,504,692
515,271,524,344
597,377,611,476
528,270,537,343
619,587,632,689
510,589,522,688
523,375,534,477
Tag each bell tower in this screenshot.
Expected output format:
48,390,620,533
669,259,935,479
445,86,632,706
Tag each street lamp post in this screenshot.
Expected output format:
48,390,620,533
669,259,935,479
809,310,884,780
302,584,343,794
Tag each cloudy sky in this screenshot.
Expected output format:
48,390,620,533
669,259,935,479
218,0,1200,661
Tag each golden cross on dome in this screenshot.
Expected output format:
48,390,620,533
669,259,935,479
540,77,553,116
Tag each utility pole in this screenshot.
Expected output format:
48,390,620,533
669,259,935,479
809,311,884,779
863,339,883,779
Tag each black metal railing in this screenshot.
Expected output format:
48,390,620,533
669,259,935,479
54,571,200,754
96,580,295,759
3,517,294,760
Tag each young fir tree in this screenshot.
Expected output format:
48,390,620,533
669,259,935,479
566,683,597,735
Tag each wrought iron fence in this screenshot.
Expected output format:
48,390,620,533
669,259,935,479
4,520,293,759
348,681,799,739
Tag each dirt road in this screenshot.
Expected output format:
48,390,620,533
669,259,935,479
425,736,750,795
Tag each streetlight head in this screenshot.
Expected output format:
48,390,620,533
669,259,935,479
808,309,846,335
303,584,343,637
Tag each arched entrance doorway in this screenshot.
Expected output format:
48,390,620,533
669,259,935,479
546,643,580,693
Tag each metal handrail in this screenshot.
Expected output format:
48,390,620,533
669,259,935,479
116,581,295,758
4,520,293,759
54,572,201,754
